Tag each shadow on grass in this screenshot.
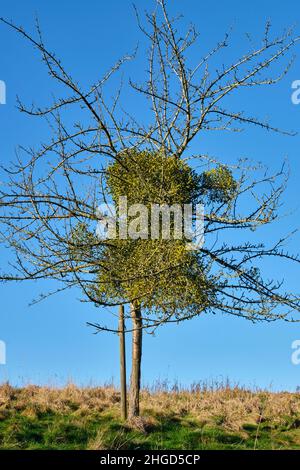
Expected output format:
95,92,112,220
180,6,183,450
1,410,300,450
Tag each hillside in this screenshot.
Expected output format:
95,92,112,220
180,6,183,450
0,383,300,450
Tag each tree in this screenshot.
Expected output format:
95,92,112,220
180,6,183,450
91,150,215,417
0,1,300,419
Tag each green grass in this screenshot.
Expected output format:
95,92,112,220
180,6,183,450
1,409,300,450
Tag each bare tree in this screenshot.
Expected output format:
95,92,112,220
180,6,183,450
0,1,300,419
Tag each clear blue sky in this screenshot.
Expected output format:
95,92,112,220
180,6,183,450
1,0,300,391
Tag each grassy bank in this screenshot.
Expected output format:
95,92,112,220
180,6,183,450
1,382,300,449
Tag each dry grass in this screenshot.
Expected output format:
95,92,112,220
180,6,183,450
1,381,300,449
1,381,300,431
0,383,120,417
142,387,300,431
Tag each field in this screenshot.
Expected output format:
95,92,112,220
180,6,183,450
1,382,300,450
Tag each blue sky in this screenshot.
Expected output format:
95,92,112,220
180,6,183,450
1,0,300,391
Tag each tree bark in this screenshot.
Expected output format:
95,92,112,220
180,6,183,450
129,301,142,418
118,305,127,420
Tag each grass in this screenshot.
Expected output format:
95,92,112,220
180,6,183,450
1,382,300,449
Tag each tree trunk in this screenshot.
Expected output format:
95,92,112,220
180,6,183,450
129,301,142,418
118,305,127,420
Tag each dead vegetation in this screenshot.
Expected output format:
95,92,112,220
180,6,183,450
1,382,300,433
